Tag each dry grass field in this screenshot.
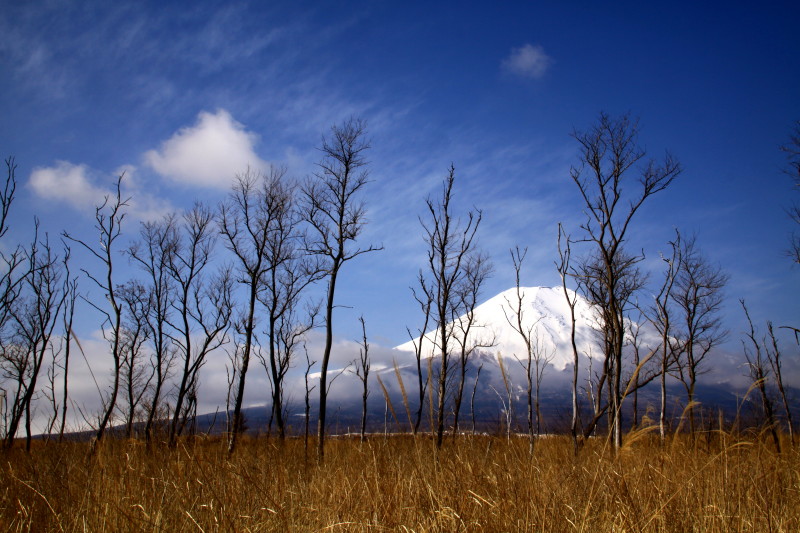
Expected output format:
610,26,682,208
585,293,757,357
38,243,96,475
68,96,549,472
1,431,798,532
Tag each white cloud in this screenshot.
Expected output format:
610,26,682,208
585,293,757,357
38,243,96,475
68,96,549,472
29,161,109,210
144,109,268,188
28,161,173,221
502,43,552,79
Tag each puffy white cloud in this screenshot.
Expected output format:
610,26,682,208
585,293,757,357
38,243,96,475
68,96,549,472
28,161,172,221
144,109,267,188
502,43,552,79
28,161,109,210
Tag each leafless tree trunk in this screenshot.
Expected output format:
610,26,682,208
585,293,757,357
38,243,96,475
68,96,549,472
765,322,794,446
4,228,66,450
167,204,232,447
57,256,78,442
417,165,483,449
302,118,381,461
452,253,493,438
220,169,285,453
63,175,128,450
0,158,26,328
556,225,581,454
302,345,316,457
470,362,483,434
670,235,728,437
118,281,155,438
651,232,680,443
128,216,177,444
251,173,323,441
781,120,800,265
504,246,548,454
568,113,681,449
741,300,781,453
353,316,370,442
408,289,432,434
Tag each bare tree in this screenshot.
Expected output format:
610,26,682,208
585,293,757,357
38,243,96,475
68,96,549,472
741,300,782,453
650,232,680,442
781,120,800,265
219,169,283,452
258,301,319,440
0,158,27,358
302,345,316,457
504,246,550,454
764,322,795,446
670,235,728,436
452,252,493,437
302,118,382,461
118,281,155,438
167,204,232,447
128,216,177,444
417,165,483,449
470,362,483,434
63,176,128,449
568,113,681,449
253,173,323,440
3,228,66,450
556,224,581,454
407,288,432,435
57,257,78,442
352,316,370,442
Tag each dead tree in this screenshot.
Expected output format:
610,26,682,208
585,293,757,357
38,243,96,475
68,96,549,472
63,176,128,449
781,120,800,265
670,235,728,436
352,316,370,442
568,113,681,449
302,345,316,456
651,232,680,442
407,288,432,434
302,118,382,461
0,158,27,372
3,228,66,450
128,216,177,443
417,165,483,449
504,246,550,454
452,252,493,438
765,322,794,446
741,300,781,453
57,254,78,441
470,362,483,434
253,173,323,440
258,301,319,440
220,169,284,453
167,204,233,446
118,281,155,438
556,225,581,454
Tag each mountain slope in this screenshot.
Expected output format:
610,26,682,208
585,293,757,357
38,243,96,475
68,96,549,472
395,285,658,370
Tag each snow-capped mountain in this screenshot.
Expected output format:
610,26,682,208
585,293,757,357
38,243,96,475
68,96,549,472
394,285,657,370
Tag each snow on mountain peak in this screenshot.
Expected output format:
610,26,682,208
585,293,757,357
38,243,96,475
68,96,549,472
395,285,648,371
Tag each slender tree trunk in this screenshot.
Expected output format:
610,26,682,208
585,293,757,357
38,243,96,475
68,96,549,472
229,281,258,454
317,265,339,461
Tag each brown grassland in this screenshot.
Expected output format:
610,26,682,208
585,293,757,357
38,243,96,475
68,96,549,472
1,430,798,532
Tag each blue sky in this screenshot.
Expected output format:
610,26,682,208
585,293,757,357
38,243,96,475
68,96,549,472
1,1,799,373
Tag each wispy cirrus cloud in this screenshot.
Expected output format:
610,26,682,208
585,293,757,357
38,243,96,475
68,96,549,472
144,109,268,188
502,43,553,79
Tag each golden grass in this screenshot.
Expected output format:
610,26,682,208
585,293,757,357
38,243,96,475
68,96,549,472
1,432,798,532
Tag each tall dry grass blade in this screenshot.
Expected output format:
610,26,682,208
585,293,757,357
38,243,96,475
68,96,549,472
376,374,400,430
670,400,702,450
393,360,414,432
